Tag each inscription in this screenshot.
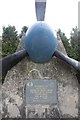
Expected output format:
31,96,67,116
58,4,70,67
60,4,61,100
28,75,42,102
25,80,58,104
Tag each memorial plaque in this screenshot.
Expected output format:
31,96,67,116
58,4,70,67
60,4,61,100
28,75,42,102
25,80,58,104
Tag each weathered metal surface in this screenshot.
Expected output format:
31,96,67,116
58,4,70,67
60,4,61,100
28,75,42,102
25,80,57,104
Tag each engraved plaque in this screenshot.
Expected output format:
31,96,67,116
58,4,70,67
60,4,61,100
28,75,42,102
25,80,58,104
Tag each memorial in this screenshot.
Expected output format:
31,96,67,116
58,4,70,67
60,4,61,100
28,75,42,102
1,0,79,119
2,33,78,118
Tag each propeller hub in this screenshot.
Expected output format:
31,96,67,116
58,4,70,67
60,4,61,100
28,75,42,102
24,22,57,63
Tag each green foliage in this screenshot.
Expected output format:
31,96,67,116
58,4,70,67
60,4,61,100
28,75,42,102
70,27,79,60
19,26,28,38
70,27,80,61
2,25,19,57
57,27,80,62
57,29,71,56
78,31,80,61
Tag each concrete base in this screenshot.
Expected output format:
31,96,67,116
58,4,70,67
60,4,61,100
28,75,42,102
2,38,78,118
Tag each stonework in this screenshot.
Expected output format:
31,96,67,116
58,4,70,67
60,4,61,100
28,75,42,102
2,37,78,118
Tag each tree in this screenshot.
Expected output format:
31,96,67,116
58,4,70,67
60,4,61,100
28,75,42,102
2,25,19,57
78,30,80,61
70,27,80,61
70,27,80,81
57,29,71,56
19,26,28,38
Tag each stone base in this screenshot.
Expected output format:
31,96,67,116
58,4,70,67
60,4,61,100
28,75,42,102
1,38,79,119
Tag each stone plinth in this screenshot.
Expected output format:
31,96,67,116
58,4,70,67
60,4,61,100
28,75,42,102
2,37,78,118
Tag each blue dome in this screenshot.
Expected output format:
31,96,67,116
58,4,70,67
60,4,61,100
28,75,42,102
24,22,57,63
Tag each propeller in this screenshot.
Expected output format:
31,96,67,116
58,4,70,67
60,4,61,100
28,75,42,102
0,49,28,84
1,0,80,84
54,50,80,71
33,0,80,71
35,0,46,21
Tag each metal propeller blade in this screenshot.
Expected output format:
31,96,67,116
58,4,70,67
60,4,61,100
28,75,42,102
54,50,80,71
0,49,28,84
35,0,46,21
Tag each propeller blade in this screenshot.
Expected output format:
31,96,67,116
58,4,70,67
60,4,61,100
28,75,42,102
54,50,80,71
35,0,46,21
0,49,28,84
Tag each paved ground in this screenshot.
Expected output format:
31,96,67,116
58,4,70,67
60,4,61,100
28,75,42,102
1,38,79,118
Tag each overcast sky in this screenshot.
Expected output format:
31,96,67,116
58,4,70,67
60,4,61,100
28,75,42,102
0,0,79,38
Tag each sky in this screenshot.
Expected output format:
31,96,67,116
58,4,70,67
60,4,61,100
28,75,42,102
0,0,79,38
